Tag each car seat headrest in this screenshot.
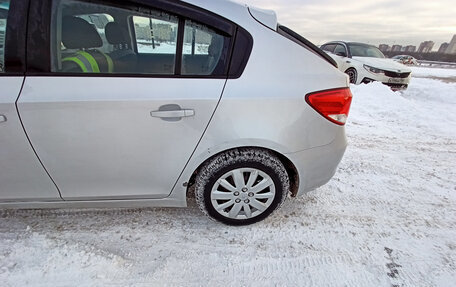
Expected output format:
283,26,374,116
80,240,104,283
62,16,103,49
105,22,131,46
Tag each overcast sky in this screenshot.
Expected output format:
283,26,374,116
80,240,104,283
241,0,456,50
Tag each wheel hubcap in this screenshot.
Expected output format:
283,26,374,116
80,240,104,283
210,168,276,220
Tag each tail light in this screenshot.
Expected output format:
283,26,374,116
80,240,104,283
305,88,353,125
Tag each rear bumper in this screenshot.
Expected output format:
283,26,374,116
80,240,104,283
286,127,347,196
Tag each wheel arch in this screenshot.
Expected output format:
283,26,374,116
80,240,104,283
185,145,300,200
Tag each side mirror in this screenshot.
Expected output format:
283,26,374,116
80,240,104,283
336,52,347,57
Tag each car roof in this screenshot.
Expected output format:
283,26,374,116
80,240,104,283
346,42,377,48
322,41,347,46
322,41,378,48
394,54,414,58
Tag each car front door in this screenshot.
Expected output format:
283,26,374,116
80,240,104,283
0,0,61,201
333,44,350,71
17,0,234,200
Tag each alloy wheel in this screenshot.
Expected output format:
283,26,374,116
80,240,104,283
210,168,276,220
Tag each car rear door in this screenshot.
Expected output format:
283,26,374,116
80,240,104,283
0,0,61,201
17,0,235,200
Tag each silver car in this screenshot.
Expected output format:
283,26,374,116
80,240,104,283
0,0,351,225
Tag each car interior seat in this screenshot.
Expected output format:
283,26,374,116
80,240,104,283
61,16,113,73
105,22,137,73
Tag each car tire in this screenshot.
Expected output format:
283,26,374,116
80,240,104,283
195,148,289,225
345,68,357,84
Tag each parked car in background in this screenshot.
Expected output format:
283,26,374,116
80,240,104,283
0,0,351,225
321,41,412,90
392,55,418,66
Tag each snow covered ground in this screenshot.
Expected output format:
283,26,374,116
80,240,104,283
411,66,456,81
1,67,455,286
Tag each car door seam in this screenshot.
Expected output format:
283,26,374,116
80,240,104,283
15,77,64,200
168,78,228,196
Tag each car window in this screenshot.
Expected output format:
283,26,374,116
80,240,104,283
0,0,9,72
334,44,346,56
182,20,228,75
76,13,114,54
348,44,385,58
51,0,180,74
132,14,179,74
321,44,336,53
133,15,178,56
51,0,230,76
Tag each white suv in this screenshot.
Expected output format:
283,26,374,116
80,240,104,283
0,0,351,225
321,41,412,90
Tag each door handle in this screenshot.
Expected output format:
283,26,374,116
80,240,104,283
0,115,6,123
150,109,194,118
150,104,194,122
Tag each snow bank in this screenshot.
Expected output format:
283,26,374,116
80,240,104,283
411,66,456,78
349,78,456,139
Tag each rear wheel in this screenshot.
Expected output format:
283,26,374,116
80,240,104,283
195,148,289,225
345,68,357,84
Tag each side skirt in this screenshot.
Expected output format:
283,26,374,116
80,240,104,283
0,197,187,209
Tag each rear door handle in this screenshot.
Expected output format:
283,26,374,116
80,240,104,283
150,109,194,118
150,104,195,122
0,115,6,123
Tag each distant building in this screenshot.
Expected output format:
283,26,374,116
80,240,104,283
445,34,456,54
438,43,449,53
418,41,434,53
378,44,390,52
391,45,402,52
404,45,416,53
